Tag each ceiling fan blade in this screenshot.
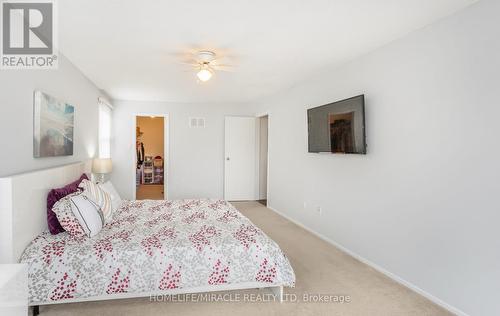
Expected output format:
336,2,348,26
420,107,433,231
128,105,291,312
212,62,235,69
210,57,232,64
211,63,234,68
178,58,200,64
213,67,235,73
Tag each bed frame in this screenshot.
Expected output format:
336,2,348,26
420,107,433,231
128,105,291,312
0,161,92,264
0,161,285,315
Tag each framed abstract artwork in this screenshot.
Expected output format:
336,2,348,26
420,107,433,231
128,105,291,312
33,91,74,157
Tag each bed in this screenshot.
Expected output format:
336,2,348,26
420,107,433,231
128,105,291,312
21,198,295,305
0,162,294,312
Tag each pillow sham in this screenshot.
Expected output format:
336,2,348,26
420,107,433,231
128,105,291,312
47,173,89,234
51,192,87,240
69,194,104,238
79,179,113,223
98,181,123,213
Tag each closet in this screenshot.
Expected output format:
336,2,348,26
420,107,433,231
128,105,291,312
135,116,165,200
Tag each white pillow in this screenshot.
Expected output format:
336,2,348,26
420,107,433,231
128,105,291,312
69,194,104,237
79,179,113,223
98,181,123,213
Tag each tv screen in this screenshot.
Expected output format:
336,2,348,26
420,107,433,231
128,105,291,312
307,95,366,154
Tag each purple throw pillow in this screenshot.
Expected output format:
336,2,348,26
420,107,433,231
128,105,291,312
47,173,88,234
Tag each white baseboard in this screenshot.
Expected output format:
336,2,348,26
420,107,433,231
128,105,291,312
266,205,469,316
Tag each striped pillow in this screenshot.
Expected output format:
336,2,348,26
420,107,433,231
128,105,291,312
78,179,113,223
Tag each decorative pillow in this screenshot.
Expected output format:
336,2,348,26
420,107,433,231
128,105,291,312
47,174,89,234
79,179,113,223
98,181,123,213
69,194,104,237
52,192,87,240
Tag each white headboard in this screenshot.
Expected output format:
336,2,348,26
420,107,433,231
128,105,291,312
0,161,91,263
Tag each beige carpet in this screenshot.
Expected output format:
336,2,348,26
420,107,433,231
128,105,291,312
37,201,452,316
136,185,164,200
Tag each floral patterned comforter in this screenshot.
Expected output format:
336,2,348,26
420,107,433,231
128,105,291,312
21,199,295,304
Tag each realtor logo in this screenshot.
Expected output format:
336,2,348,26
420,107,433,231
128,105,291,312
1,0,58,69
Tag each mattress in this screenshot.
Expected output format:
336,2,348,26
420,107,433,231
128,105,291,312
20,199,295,304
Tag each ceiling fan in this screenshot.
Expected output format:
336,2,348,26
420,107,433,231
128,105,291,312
180,50,234,82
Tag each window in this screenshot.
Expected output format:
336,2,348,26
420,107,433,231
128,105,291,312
98,98,112,158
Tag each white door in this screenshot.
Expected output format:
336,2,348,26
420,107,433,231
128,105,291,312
224,116,256,201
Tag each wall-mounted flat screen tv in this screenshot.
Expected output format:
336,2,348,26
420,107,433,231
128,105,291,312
307,95,366,154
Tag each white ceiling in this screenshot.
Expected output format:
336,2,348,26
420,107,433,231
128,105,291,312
59,0,477,103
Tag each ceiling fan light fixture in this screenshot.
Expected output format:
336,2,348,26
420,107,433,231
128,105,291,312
197,67,213,82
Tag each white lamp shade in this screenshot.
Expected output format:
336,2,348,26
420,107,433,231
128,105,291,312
92,158,112,174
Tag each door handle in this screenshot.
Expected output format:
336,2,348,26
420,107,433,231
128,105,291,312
226,157,230,161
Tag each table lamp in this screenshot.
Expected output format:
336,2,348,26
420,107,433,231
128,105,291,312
92,158,112,183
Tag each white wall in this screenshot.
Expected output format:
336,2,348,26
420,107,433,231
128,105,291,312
111,100,254,200
0,55,100,177
253,1,500,315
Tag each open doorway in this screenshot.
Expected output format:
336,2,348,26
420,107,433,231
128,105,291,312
257,115,268,206
136,116,165,200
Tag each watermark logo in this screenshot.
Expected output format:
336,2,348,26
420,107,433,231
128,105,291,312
149,292,352,304
1,0,58,69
